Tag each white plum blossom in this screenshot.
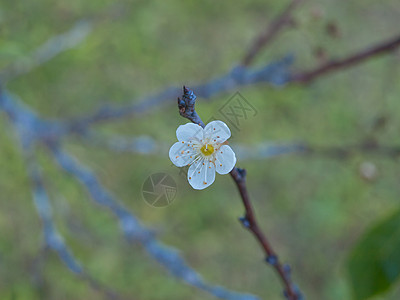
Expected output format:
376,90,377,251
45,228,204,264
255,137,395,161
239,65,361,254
169,120,236,190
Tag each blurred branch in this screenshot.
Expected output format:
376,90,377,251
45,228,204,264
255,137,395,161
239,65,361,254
77,130,400,162
24,150,84,274
241,0,302,66
1,5,399,135
0,3,131,84
177,87,302,300
0,89,82,273
0,21,92,83
48,143,260,300
235,140,400,160
0,89,258,300
15,121,127,300
67,32,400,130
291,34,400,83
302,142,400,159
80,131,162,154
66,57,293,130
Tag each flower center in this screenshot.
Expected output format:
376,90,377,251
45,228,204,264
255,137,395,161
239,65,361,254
200,144,214,156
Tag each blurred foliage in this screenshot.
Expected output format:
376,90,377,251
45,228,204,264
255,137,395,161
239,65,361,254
1,0,400,300
348,209,400,300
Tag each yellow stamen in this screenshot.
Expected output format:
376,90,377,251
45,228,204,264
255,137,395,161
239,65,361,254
200,144,214,156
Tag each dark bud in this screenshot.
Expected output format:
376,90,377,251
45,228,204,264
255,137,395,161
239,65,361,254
179,86,197,117
239,216,250,228
265,255,278,266
182,86,196,103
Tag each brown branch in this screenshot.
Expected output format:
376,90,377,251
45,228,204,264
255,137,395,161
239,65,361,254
177,86,300,300
291,34,400,83
230,168,299,300
241,0,302,66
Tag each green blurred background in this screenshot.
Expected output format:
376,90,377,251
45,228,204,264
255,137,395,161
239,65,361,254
1,0,400,299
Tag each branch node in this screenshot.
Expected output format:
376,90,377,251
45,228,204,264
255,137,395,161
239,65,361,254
265,255,278,266
239,216,250,228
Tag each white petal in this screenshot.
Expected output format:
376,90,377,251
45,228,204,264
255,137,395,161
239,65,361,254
169,142,197,167
176,123,203,142
215,145,236,174
187,158,216,190
204,120,231,143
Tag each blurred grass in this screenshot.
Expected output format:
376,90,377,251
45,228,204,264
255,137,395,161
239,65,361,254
1,0,400,299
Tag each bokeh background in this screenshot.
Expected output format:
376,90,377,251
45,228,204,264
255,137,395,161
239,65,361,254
1,0,400,299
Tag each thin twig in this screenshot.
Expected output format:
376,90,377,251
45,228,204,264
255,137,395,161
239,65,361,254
230,168,299,300
291,34,400,83
242,0,302,66
177,86,301,300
